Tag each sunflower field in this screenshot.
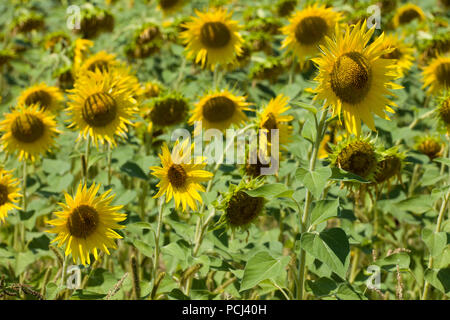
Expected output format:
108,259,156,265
0,0,449,302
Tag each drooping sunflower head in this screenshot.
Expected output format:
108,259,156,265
329,136,381,181
436,94,450,133
43,31,71,52
373,146,406,185
275,0,298,17
0,169,21,224
46,182,126,266
247,16,282,35
141,81,164,99
0,105,59,162
392,4,426,28
281,4,342,62
415,136,444,160
17,83,64,113
146,93,189,132
12,11,45,34
249,57,286,83
189,89,252,133
150,140,213,212
180,8,244,70
422,55,450,95
312,20,402,136
125,23,163,59
419,33,450,63
216,179,266,231
258,94,293,149
379,33,415,77
76,5,115,39
66,68,139,147
157,0,186,15
54,66,75,91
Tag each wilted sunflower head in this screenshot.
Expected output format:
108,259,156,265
422,55,450,95
125,23,163,59
141,81,164,99
437,95,450,133
216,179,265,230
374,147,406,184
180,8,244,70
415,136,443,160
158,0,186,15
0,105,59,162
147,93,189,131
66,68,139,147
17,83,64,113
419,33,450,63
0,169,21,224
329,136,381,181
392,4,426,28
189,89,252,133
275,0,298,17
53,66,75,91
250,57,286,83
12,11,45,34
281,4,342,62
76,5,114,39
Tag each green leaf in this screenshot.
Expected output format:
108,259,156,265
291,101,317,114
374,252,410,271
433,157,450,167
42,159,71,175
310,199,339,227
244,183,292,199
306,277,337,297
300,228,350,279
424,268,450,296
120,161,148,180
295,166,332,199
422,228,447,258
133,239,154,258
240,251,290,292
329,167,370,183
335,283,366,300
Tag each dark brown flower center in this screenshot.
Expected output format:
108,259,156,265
200,22,231,49
24,90,52,110
330,51,372,104
294,16,328,45
398,9,421,24
67,204,99,238
277,0,297,17
11,113,45,143
337,141,376,178
150,98,187,126
436,62,450,88
226,191,264,227
382,47,402,60
83,92,117,127
159,0,179,9
168,164,187,188
0,184,9,206
418,140,442,160
87,60,110,72
375,155,401,183
439,98,450,124
202,96,235,122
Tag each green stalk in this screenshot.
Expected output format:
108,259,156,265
153,196,165,282
297,109,328,300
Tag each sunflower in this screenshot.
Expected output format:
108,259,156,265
437,95,450,133
46,182,126,266
258,94,293,151
392,3,426,28
373,147,406,185
0,105,59,162
73,38,94,72
216,179,265,230
379,33,415,77
189,89,251,133
281,4,342,62
77,51,121,76
422,55,450,95
276,0,298,17
415,136,443,160
150,140,213,212
312,20,402,136
0,169,21,224
249,57,286,84
146,93,189,132
125,23,163,59
66,69,139,147
17,83,64,113
180,8,244,70
157,0,186,15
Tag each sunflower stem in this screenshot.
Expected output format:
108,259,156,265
83,135,91,183
422,190,450,300
297,108,328,300
153,196,165,285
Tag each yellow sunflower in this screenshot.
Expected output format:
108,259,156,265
0,105,59,162
392,3,426,28
77,51,121,75
422,55,450,95
157,0,186,15
258,94,293,149
73,38,94,72
0,169,21,224
189,89,252,133
17,83,64,113
281,4,342,62
66,69,139,147
312,20,402,136
46,182,126,266
379,33,415,77
180,8,243,70
150,140,213,212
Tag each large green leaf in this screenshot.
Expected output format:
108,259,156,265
310,199,339,227
422,228,447,258
424,268,450,296
244,183,293,199
295,166,332,199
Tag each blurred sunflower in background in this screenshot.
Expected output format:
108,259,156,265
436,94,450,133
0,169,21,224
180,8,243,70
47,182,126,266
281,3,342,62
150,140,213,212
146,92,189,132
17,83,64,113
189,89,251,133
392,3,426,28
312,20,402,136
422,55,450,95
77,51,122,75
67,69,139,147
380,33,415,77
415,136,444,160
157,0,186,15
0,105,59,161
